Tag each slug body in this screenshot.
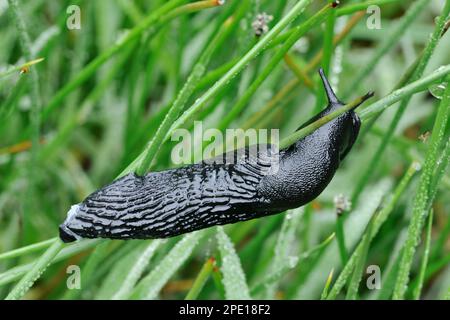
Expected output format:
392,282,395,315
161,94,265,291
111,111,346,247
59,69,365,243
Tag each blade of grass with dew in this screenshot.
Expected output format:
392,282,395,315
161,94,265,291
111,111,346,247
95,241,161,300
251,233,335,296
0,239,55,261
0,239,102,287
327,162,419,299
393,79,450,299
426,139,450,210
211,265,226,299
358,51,423,138
130,232,205,300
77,241,143,297
412,210,433,300
217,226,251,300
5,240,63,300
124,0,234,151
262,208,303,299
112,240,161,300
335,214,349,267
95,242,149,299
359,65,450,120
62,241,112,299
345,215,375,300
374,247,404,299
185,257,216,300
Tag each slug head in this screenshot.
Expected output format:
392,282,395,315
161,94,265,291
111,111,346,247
315,68,369,161
295,68,365,161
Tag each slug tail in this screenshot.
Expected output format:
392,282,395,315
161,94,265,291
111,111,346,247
318,68,341,105
59,224,79,243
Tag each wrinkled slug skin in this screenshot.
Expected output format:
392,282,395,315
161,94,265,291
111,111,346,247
59,69,362,243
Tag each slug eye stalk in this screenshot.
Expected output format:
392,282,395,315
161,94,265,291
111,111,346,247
319,67,342,105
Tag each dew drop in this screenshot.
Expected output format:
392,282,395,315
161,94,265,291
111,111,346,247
412,162,422,171
288,255,299,268
428,83,447,100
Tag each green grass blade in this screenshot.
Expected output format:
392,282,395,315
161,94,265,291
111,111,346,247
251,233,335,296
359,65,450,120
345,216,375,300
0,239,102,287
5,239,63,300
131,232,204,300
262,208,303,298
320,268,334,300
393,80,450,299
112,240,161,300
336,0,400,17
217,227,251,300
185,257,216,300
0,238,55,261
412,210,433,300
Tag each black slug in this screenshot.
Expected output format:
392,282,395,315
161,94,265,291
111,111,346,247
59,69,372,243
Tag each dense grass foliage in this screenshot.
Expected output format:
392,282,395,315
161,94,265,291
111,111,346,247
0,0,449,300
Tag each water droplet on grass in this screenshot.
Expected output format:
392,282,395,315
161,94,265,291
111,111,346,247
429,83,447,99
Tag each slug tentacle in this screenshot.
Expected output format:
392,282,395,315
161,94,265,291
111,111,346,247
59,68,371,243
319,67,342,105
